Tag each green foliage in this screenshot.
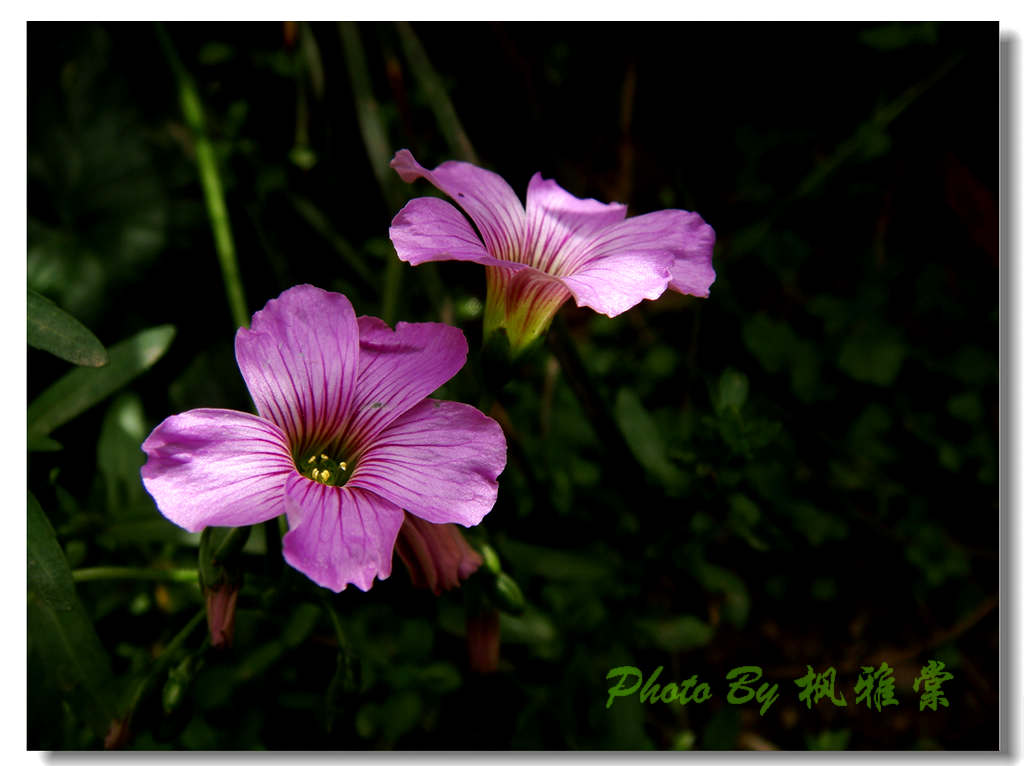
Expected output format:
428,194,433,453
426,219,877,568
837,330,906,386
742,314,821,403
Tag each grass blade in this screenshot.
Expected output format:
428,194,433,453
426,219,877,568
394,22,478,164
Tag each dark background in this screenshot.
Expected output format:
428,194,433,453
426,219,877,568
27,22,998,749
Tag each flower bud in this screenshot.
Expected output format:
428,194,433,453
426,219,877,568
104,718,131,750
395,512,483,595
205,582,240,649
493,572,525,614
466,609,501,674
478,542,500,575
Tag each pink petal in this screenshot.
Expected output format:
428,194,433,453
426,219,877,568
559,251,674,317
281,473,404,592
389,197,532,271
554,208,715,311
577,209,715,297
346,399,506,527
390,149,525,261
662,211,717,297
235,285,359,456
524,173,626,274
345,316,468,448
140,408,295,533
526,174,627,230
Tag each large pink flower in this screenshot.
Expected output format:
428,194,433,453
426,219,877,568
141,285,507,592
389,149,716,355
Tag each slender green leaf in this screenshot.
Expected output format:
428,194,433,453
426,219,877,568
27,492,119,739
27,288,109,367
27,324,175,440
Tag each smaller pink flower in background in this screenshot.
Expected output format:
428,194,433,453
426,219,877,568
389,149,716,356
141,284,506,593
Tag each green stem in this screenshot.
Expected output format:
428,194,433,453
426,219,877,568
380,255,403,326
338,21,404,325
125,608,206,714
290,195,377,288
394,22,478,164
72,567,199,584
155,23,249,330
318,594,351,653
338,22,404,211
157,610,206,667
197,526,250,588
319,593,358,731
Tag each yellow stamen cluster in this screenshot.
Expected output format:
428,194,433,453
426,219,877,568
302,452,349,486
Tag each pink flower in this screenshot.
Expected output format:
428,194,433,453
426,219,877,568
389,149,716,355
141,285,507,593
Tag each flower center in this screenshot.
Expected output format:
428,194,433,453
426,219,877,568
300,452,350,487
